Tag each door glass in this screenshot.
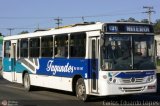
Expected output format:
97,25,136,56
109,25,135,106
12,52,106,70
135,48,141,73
91,39,97,90
92,40,96,70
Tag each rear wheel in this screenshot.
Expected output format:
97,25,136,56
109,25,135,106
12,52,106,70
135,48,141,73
23,73,32,91
76,78,88,101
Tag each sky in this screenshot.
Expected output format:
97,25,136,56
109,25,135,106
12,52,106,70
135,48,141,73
0,0,159,35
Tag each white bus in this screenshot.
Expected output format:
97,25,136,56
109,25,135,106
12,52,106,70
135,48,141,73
2,22,157,101
155,35,160,59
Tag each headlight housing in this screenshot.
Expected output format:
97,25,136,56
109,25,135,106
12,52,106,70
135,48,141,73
146,75,155,83
107,77,120,84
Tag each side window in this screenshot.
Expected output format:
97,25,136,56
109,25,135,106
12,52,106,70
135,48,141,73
41,36,53,57
20,39,28,57
54,34,68,58
29,38,40,57
70,33,86,58
4,41,11,57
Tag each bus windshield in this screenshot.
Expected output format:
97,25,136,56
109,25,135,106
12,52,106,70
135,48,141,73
101,35,156,71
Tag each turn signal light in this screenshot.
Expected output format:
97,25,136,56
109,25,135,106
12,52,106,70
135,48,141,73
147,85,155,89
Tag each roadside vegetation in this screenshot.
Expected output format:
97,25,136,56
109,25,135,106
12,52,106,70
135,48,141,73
157,59,160,66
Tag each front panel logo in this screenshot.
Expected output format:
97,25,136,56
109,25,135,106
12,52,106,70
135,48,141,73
130,77,136,83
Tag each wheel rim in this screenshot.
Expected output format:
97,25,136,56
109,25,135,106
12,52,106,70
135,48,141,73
77,83,86,100
24,75,29,89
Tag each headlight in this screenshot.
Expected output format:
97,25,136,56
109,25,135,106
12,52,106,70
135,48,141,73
113,79,117,83
147,75,155,82
108,77,119,84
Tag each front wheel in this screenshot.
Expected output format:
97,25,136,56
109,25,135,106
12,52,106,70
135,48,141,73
76,78,88,101
23,73,32,91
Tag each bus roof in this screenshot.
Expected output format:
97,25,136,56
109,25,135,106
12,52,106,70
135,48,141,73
3,22,152,41
4,22,103,40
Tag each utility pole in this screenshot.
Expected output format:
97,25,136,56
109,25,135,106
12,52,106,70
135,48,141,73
37,24,40,30
143,6,155,24
82,16,85,23
54,17,62,28
7,28,14,36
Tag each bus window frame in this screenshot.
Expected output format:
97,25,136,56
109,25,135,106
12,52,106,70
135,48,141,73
54,34,69,58
4,40,11,58
41,35,54,58
20,38,29,58
29,37,40,58
69,32,87,58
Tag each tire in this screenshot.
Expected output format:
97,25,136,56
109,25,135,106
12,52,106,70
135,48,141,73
76,78,88,101
23,73,32,91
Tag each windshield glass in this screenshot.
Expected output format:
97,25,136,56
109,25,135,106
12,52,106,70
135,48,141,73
133,36,155,70
101,35,156,71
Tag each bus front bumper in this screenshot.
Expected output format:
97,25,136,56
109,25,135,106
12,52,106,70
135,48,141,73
97,79,157,96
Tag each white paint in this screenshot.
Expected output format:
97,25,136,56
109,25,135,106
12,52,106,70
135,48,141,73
30,74,72,92
4,22,103,41
21,58,39,73
2,71,157,96
97,71,157,96
2,71,13,82
21,63,36,74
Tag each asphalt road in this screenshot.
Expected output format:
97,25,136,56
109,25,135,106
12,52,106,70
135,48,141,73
0,75,160,106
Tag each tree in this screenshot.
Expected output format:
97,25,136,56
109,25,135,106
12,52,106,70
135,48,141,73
19,31,29,34
0,32,3,36
116,19,127,22
127,17,139,22
154,19,160,34
117,17,139,22
141,19,149,23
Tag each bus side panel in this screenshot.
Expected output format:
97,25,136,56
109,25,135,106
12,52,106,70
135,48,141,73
3,58,13,81
9,57,90,92
15,58,30,83
3,57,92,92
37,58,89,79
3,58,12,72
3,57,31,83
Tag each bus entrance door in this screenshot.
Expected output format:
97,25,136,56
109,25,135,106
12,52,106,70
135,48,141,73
90,37,99,93
11,40,17,82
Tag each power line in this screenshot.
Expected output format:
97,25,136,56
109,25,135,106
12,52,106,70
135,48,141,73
0,17,54,19
0,12,142,20
60,12,142,19
0,28,37,29
143,6,155,24
0,12,142,29
0,11,144,35
0,27,37,35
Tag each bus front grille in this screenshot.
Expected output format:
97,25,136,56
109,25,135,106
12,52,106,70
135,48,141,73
121,78,144,84
119,86,145,92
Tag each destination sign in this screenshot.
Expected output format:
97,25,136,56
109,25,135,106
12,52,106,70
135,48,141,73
105,24,153,33
126,26,150,32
